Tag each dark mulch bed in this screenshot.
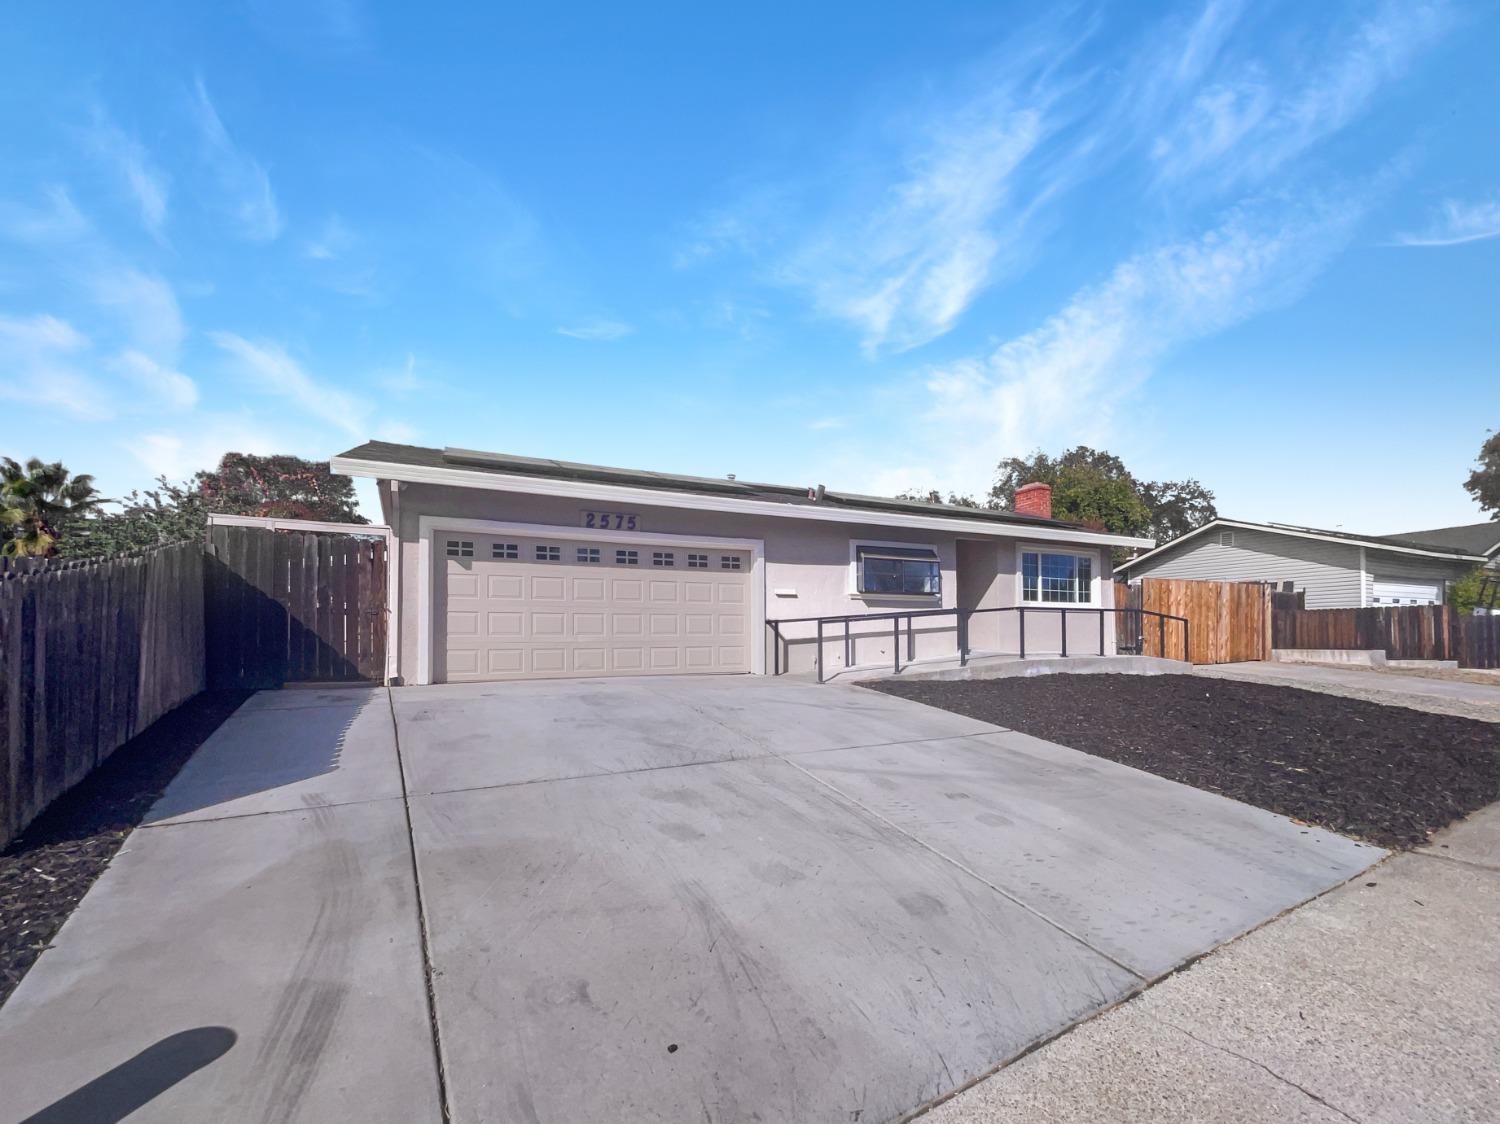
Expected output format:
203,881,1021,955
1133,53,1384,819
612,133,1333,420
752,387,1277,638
866,674,1500,850
0,691,250,1007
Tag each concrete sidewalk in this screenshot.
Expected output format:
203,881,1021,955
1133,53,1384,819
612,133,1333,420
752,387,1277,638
922,803,1500,1124
1197,661,1500,723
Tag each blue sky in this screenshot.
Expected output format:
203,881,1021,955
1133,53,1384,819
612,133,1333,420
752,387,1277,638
2,0,1497,532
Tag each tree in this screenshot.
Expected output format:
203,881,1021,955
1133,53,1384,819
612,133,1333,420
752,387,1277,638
0,457,105,557
195,453,366,523
1464,430,1500,515
1140,478,1218,544
896,489,983,508
56,477,209,559
56,452,366,560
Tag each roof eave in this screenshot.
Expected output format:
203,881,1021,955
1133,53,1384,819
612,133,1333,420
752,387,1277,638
1115,517,1485,572
331,454,1155,549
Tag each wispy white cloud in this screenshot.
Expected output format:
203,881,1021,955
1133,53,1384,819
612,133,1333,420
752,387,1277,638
1151,2,1454,188
245,0,369,56
303,214,355,260
132,415,282,481
1394,195,1500,247
866,193,1375,498
112,349,198,411
210,331,368,438
88,268,185,359
0,187,90,244
87,110,170,238
191,77,283,241
808,416,847,431
0,313,111,419
378,353,430,396
557,318,634,341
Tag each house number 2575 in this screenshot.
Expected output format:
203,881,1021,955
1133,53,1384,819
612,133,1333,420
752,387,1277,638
581,511,639,531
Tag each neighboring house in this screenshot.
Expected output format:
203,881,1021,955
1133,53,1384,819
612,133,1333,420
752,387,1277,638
1116,518,1499,609
331,442,1152,684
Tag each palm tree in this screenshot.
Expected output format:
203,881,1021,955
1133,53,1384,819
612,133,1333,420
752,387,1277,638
0,458,105,557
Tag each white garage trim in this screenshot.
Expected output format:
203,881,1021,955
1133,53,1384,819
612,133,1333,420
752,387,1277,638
417,515,765,684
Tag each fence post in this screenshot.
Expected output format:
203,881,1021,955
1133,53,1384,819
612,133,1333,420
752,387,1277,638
1019,607,1026,659
892,617,901,675
816,619,824,684
1098,609,1105,656
959,610,969,666
844,619,851,668
1060,608,1068,657
1158,614,1165,659
1184,619,1191,664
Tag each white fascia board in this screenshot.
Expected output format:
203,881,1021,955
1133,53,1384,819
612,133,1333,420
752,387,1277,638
331,457,1155,550
1116,517,1486,572
206,512,392,538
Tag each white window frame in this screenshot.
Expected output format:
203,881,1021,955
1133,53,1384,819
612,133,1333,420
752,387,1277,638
1015,543,1101,606
848,538,944,602
419,516,765,683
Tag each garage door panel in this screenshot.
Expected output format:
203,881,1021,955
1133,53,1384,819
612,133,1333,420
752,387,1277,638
447,611,480,636
486,575,522,599
532,612,566,637
573,649,606,672
440,532,751,682
531,576,566,600
612,613,644,636
486,650,523,674
486,612,523,637
573,612,606,637
531,649,567,673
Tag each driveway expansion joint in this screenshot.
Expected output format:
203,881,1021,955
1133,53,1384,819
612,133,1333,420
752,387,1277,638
387,687,453,1124
135,793,409,830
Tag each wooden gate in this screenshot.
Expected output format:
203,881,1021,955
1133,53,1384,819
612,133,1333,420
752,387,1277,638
1139,577,1270,664
205,525,388,689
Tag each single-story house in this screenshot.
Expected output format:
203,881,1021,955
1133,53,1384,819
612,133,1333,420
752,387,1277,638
331,442,1154,684
1115,517,1499,609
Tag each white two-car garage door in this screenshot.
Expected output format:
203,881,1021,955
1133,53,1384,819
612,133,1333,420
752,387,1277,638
439,532,752,682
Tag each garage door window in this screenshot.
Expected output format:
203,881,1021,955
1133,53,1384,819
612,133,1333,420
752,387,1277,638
446,539,474,558
491,542,518,560
721,555,742,570
616,549,639,565
576,547,600,563
687,553,708,568
652,551,675,567
535,545,560,562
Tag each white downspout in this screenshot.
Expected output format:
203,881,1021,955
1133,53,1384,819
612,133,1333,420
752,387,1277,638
1358,545,1367,607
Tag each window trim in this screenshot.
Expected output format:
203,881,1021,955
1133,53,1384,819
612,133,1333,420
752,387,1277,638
848,539,943,601
1015,543,1101,606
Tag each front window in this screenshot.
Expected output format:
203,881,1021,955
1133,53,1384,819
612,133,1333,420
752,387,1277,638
1021,550,1093,603
856,545,940,596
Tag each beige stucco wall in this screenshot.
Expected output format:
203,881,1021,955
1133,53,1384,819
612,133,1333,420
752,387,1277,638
387,481,1115,682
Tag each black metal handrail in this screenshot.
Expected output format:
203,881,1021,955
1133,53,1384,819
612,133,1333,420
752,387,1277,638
766,604,1190,682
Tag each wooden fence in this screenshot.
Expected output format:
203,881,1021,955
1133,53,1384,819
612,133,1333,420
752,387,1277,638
1138,577,1271,664
1271,603,1500,669
1459,615,1500,670
205,525,388,689
1271,603,1454,660
0,542,205,846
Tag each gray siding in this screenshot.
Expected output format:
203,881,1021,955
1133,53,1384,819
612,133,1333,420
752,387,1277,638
1125,527,1361,608
1125,528,1477,608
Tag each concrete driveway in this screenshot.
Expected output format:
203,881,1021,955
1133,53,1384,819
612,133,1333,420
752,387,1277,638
0,677,1378,1123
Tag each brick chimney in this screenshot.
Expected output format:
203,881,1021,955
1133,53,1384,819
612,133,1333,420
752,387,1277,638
1014,481,1052,520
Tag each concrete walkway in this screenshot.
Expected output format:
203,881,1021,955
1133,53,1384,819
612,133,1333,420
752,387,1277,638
1197,661,1500,722
0,677,1379,1123
923,803,1500,1123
